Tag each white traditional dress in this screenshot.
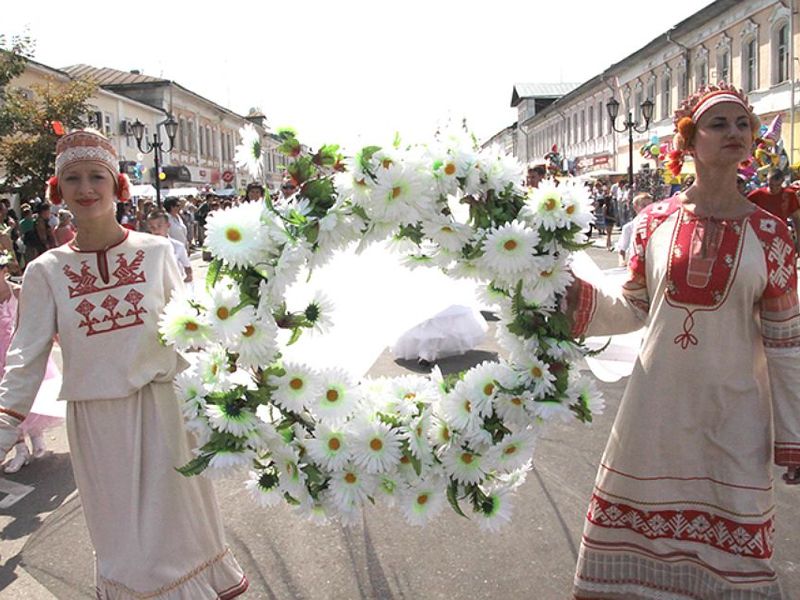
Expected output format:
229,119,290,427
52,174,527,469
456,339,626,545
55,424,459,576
0,230,247,599
571,196,800,599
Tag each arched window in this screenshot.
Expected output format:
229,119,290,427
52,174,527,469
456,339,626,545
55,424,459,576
661,70,672,120
179,117,187,152
774,23,789,83
741,20,759,93
715,34,731,84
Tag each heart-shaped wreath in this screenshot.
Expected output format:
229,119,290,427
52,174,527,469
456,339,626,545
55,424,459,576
158,125,603,531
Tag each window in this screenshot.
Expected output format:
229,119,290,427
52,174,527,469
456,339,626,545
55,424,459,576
572,113,578,145
647,78,656,109
212,129,218,159
199,123,205,156
661,72,671,119
206,127,212,158
103,113,112,137
634,87,643,124
596,102,603,137
566,116,571,146
776,24,789,83
587,106,594,141
696,60,708,88
179,117,187,152
678,69,688,102
718,50,730,82
580,110,585,142
88,110,102,130
744,37,758,92
188,120,196,153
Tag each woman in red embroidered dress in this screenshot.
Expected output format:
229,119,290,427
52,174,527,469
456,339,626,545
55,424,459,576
0,130,248,599
570,85,800,599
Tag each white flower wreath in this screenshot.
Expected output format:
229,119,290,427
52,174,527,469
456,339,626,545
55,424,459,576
159,126,604,531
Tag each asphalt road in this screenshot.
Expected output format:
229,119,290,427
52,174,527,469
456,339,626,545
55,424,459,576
0,236,798,599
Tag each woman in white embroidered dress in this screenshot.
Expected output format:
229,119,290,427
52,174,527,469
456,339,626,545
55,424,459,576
570,85,800,599
0,130,248,599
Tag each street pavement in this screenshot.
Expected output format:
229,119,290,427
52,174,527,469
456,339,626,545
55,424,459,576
0,235,798,599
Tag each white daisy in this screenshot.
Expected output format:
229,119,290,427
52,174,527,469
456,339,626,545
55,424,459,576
327,465,376,511
529,399,573,423
386,375,439,417
487,430,537,472
446,259,484,281
401,413,433,462
521,181,567,231
567,375,606,417
305,423,351,471
522,256,573,305
174,368,207,420
481,147,523,194
400,477,446,526
368,163,426,224
207,284,256,342
427,414,455,450
245,468,283,508
493,391,532,427
440,388,482,433
262,241,312,308
459,361,518,417
376,474,401,507
479,220,540,276
442,445,488,485
518,356,557,399
230,316,279,369
196,344,232,387
422,218,472,253
185,416,213,447
205,201,272,269
205,402,259,437
310,368,360,424
475,487,514,532
273,443,308,499
234,123,263,179
559,181,594,230
268,363,320,414
205,448,256,478
158,294,210,350
304,292,335,335
350,419,403,474
244,419,282,453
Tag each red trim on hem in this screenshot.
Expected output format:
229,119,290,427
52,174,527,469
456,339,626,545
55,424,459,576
0,406,25,421
775,445,800,467
218,575,248,600
599,462,773,492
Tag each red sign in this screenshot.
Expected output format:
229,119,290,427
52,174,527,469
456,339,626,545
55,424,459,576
222,170,234,183
592,155,611,166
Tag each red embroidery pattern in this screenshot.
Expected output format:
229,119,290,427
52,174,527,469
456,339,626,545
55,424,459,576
775,442,800,467
63,250,145,298
587,494,774,559
65,249,148,336
751,209,798,298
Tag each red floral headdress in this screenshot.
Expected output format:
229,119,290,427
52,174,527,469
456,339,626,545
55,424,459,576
666,82,759,177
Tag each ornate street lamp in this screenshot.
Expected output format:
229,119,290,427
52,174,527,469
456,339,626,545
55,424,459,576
131,115,179,207
607,97,654,188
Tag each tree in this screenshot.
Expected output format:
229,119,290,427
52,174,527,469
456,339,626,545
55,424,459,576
0,35,96,200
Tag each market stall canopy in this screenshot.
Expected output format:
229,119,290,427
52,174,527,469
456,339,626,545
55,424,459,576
164,187,200,197
129,184,157,197
577,169,627,179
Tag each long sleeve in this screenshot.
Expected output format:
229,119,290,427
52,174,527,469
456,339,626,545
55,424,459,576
759,234,800,468
162,242,186,302
0,260,57,453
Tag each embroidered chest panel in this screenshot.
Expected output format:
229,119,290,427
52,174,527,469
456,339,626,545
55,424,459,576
62,249,148,336
664,210,746,308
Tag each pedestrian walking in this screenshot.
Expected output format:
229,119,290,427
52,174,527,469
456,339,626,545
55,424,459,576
0,130,247,598
569,84,800,599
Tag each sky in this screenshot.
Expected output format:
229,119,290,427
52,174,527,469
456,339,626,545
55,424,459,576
5,0,714,153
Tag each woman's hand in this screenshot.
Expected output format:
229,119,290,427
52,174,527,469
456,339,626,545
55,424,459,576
783,466,800,485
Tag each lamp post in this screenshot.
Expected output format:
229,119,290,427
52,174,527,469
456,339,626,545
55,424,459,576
606,97,654,190
131,115,179,207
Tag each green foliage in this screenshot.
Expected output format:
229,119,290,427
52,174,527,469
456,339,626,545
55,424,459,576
447,480,468,518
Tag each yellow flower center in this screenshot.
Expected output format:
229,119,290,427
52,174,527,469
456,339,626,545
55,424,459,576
503,239,518,251
404,392,416,400
544,197,557,211
289,377,304,390
416,424,423,436
566,205,575,215
326,389,339,403
226,228,242,242
531,366,543,378
185,321,199,332
328,437,341,451
216,307,230,320
464,400,472,413
400,455,411,464
344,472,357,484
392,186,402,199
444,163,456,176
461,452,474,465
540,269,553,279
441,226,454,233
382,158,393,169
370,438,383,451
483,383,495,396
511,397,523,406
417,493,429,505
442,426,451,441
504,445,517,455
243,325,256,337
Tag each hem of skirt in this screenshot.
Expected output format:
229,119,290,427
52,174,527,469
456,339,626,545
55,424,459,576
95,547,246,599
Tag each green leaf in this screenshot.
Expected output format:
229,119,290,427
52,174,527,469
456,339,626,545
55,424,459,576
287,327,303,346
176,453,212,477
205,258,223,291
447,480,468,518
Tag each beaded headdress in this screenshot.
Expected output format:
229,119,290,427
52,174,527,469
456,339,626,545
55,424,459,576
46,129,130,204
666,83,759,177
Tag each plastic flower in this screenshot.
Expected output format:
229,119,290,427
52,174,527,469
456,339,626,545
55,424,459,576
205,201,271,269
327,465,376,511
369,163,426,224
386,375,439,418
304,292,335,335
521,181,567,231
159,294,210,350
310,368,360,424
234,123,263,179
523,256,573,305
350,419,403,474
442,445,488,485
529,399,573,422
479,220,540,276
401,477,446,526
196,344,231,388
269,363,320,414
493,391,532,426
559,181,594,230
205,448,256,477
274,444,308,498
208,284,256,342
306,423,351,471
401,413,432,461
205,402,259,437
422,218,472,253
174,368,207,420
488,430,537,472
427,414,454,450
245,468,283,508
441,388,482,433
519,356,557,399
475,487,514,532
230,316,279,369
568,375,606,416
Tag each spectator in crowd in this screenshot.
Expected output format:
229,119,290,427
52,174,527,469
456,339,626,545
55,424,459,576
246,183,265,202
24,202,56,263
181,197,195,248
147,210,192,283
53,210,76,246
194,195,211,246
526,165,546,189
163,197,188,251
616,192,653,265
747,168,800,249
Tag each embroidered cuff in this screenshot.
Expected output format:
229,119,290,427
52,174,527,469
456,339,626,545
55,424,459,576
775,442,800,467
570,279,597,337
